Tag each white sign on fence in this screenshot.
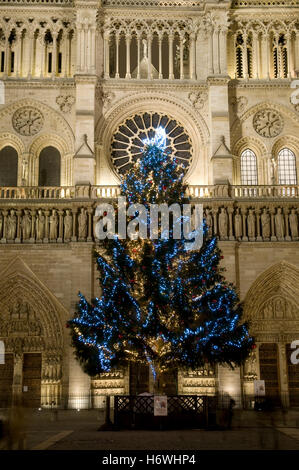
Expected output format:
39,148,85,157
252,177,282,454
154,396,168,416
254,380,266,396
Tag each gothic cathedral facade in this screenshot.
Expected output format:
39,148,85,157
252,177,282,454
0,0,299,409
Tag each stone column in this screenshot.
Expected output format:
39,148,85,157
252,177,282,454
189,32,196,80
71,208,77,242
220,28,227,75
158,34,163,80
228,207,235,241
284,207,291,241
286,32,291,78
168,33,174,79
27,29,35,79
252,31,259,79
1,210,8,243
208,27,214,75
243,33,248,79
90,26,96,74
125,33,131,79
241,207,248,241
278,343,289,408
256,208,262,241
136,33,141,79
57,210,64,243
212,208,218,236
63,30,69,77
15,209,22,244
103,30,110,79
30,209,36,243
87,208,93,242
179,34,184,80
115,33,120,79
270,207,277,241
147,34,153,80
76,25,82,73
15,30,22,78
44,209,50,243
51,31,58,79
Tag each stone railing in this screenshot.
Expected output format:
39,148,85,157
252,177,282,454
102,0,202,7
0,201,298,244
0,0,73,5
1,184,298,200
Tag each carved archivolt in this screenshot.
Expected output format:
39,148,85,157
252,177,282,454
0,257,65,356
244,262,299,339
272,135,299,158
0,132,26,155
232,135,268,159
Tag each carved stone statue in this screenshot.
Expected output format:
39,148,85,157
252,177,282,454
0,212,2,238
6,209,17,240
247,209,256,239
64,210,72,240
289,209,298,239
275,207,285,239
261,208,270,239
218,207,228,239
234,208,242,239
36,209,45,240
21,209,31,240
49,209,58,240
204,210,213,237
142,38,148,59
78,208,87,239
21,155,29,185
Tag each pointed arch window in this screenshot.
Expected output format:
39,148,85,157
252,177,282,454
278,148,297,185
240,149,258,185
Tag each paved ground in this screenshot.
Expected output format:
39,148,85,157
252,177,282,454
1,408,299,451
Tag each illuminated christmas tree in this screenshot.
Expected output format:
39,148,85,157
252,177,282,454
69,128,253,391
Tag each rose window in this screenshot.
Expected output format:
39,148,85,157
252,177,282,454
253,109,283,138
111,112,193,174
12,107,44,136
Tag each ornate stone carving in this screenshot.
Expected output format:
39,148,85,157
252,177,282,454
5,209,17,240
243,351,258,381
289,209,298,240
253,109,283,138
188,91,208,110
78,207,87,240
56,95,75,114
231,96,248,115
36,209,45,240
21,210,31,241
234,207,242,240
218,207,228,240
275,207,285,239
12,107,44,136
260,297,298,320
261,208,271,240
64,209,72,241
0,301,43,340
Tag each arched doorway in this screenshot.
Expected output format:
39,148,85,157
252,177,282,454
243,262,299,408
0,264,64,408
0,146,18,186
38,146,61,186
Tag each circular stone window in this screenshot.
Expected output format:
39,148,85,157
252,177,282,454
111,112,193,174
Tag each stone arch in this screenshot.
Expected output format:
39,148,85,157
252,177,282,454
95,91,210,185
232,136,267,184
0,133,25,185
0,257,67,407
0,98,74,185
244,261,299,336
29,134,68,186
243,262,299,407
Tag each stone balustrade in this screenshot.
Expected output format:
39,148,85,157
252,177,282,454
0,184,298,200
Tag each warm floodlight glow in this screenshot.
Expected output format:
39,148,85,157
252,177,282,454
142,126,167,150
